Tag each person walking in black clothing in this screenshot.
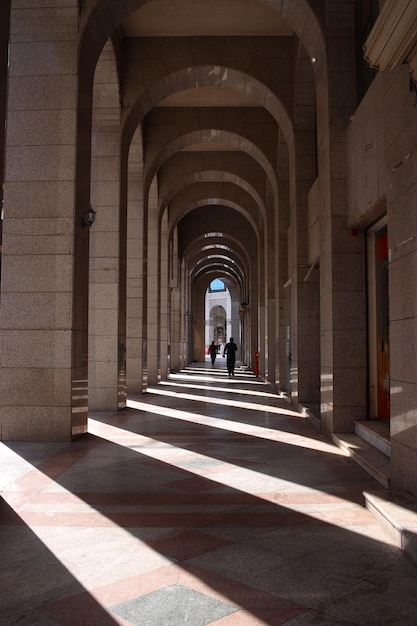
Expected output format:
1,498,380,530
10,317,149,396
209,341,217,366
224,337,237,376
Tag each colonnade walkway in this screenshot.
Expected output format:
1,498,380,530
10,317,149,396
2,361,417,625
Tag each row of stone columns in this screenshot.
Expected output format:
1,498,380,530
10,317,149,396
0,0,368,446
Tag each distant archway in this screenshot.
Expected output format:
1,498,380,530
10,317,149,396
205,280,231,354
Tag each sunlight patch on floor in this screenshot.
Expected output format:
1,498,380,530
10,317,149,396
89,418,341,503
126,397,341,456
148,387,304,418
160,380,286,399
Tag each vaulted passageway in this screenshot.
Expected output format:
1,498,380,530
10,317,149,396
0,0,332,441
3,0,417,510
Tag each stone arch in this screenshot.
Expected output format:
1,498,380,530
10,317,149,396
192,257,244,286
185,236,249,279
170,198,260,246
79,0,324,67
208,302,228,350
79,0,326,160
122,65,293,151
78,0,328,242
145,130,278,197
171,200,260,296
160,170,265,211
187,242,247,285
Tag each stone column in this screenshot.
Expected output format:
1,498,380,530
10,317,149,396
181,261,190,366
0,1,10,218
319,2,366,433
89,41,123,411
257,221,267,378
249,257,259,370
159,210,169,380
230,296,241,356
126,127,145,394
294,158,320,411
170,287,181,371
0,3,83,441
277,135,290,393
266,185,277,383
169,228,181,372
146,177,160,384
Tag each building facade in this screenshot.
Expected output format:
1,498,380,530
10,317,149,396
1,1,417,496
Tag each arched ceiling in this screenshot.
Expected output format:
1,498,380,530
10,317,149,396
84,0,319,299
120,0,293,39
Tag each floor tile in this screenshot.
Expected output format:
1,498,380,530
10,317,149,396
110,584,238,626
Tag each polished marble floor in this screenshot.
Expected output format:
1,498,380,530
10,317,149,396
1,361,417,625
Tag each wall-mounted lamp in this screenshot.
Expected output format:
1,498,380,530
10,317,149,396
82,206,96,229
